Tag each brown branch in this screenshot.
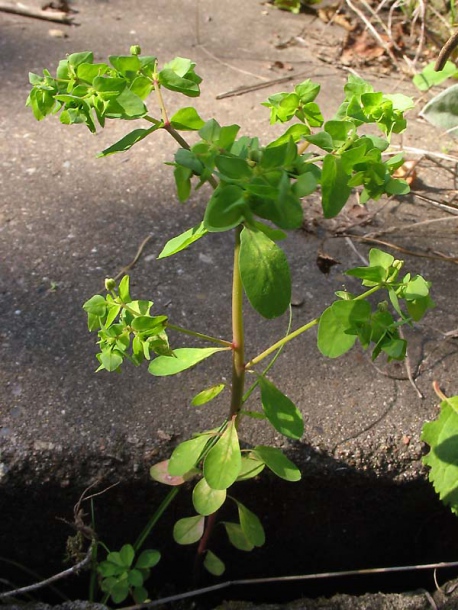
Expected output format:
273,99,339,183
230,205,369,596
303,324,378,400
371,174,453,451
0,1,74,23
435,30,458,71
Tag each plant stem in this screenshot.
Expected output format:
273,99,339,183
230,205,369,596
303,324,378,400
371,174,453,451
193,511,217,584
134,487,180,552
246,285,381,369
167,323,232,347
230,226,245,422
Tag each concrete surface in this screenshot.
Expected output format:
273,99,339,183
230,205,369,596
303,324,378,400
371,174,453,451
1,0,458,606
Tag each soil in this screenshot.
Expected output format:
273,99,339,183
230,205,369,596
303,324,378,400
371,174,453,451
2,0,458,608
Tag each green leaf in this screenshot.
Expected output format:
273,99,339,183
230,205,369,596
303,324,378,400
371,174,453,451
120,544,135,567
110,582,130,604
421,84,458,134
157,223,208,259
135,549,161,569
422,398,458,514
128,569,144,588
133,586,148,604
191,383,225,406
215,155,252,179
413,61,458,91
204,420,242,490
259,377,303,439
204,185,247,232
131,315,167,334
252,445,301,481
97,126,159,157
173,515,205,545
170,106,205,131
83,294,107,317
109,54,141,74
236,455,265,481
99,350,123,372
148,347,228,376
150,460,187,486
203,550,225,576
321,154,351,218
224,522,254,551
317,300,371,358
239,227,291,319
118,275,131,303
168,433,213,476
236,500,265,547
192,477,226,515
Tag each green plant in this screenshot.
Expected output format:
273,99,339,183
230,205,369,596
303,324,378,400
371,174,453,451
27,47,433,603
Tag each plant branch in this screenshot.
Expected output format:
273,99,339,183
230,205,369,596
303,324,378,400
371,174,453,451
246,286,381,369
167,323,232,347
0,546,93,601
134,487,180,551
231,226,245,421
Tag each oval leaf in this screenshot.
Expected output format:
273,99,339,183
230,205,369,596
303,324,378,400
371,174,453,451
148,347,228,376
236,455,265,481
321,154,351,218
170,106,205,131
168,434,212,476
135,549,161,569
223,522,254,551
150,460,186,486
192,477,226,515
259,377,303,439
239,227,291,319
204,420,242,490
236,500,265,547
317,300,371,358
191,383,225,406
173,515,205,545
253,445,301,482
157,223,208,259
203,550,225,576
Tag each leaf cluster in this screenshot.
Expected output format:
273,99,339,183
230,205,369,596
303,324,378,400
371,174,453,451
98,544,160,604
26,50,201,133
82,276,171,372
318,249,433,361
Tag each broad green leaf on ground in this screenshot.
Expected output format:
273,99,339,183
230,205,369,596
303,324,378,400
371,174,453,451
204,550,225,576
421,85,458,136
157,223,208,259
168,433,213,476
321,154,351,218
422,397,458,514
235,500,265,547
192,477,226,515
224,522,254,551
148,347,228,376
239,227,291,319
413,61,458,91
252,445,301,481
258,376,303,439
204,420,241,490
173,515,205,544
317,299,371,358
191,383,225,406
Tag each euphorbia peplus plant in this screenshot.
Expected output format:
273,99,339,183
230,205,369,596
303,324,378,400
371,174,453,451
27,46,434,602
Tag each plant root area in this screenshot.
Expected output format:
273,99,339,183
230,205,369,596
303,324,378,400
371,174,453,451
2,472,458,609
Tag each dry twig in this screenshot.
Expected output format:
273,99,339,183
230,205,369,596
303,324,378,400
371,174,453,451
0,1,74,23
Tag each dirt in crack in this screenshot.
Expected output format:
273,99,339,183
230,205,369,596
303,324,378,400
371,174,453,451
1,474,458,607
